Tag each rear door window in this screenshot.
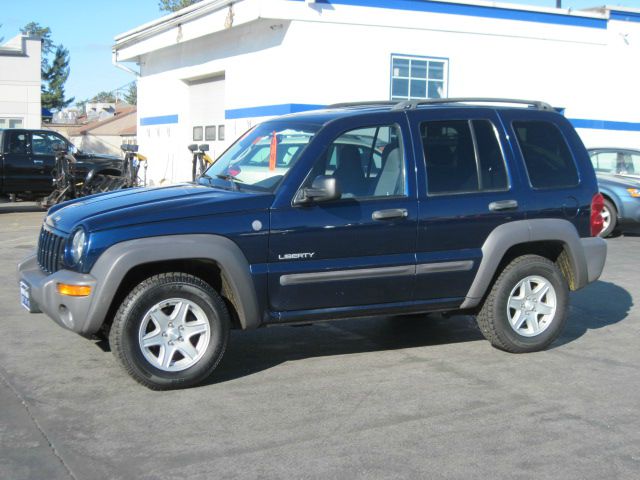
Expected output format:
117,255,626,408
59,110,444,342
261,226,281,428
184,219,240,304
513,121,579,189
421,119,508,195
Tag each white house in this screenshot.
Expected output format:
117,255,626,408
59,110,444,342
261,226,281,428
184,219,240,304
113,0,640,185
0,34,42,130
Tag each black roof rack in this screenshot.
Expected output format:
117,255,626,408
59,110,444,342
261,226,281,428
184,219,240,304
327,101,398,109
327,98,554,112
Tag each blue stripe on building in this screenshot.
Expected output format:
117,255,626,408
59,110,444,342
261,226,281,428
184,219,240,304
569,119,640,132
609,10,640,23
140,114,179,126
289,0,607,29
225,102,640,132
225,104,326,119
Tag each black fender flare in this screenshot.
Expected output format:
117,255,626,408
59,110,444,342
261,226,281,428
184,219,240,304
460,219,590,309
83,234,260,334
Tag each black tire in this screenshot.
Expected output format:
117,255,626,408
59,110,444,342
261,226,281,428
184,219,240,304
109,272,229,390
476,255,568,353
599,198,617,238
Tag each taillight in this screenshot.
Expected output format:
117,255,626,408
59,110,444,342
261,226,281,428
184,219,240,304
590,193,604,237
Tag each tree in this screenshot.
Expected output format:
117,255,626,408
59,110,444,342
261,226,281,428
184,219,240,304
159,0,201,13
41,45,75,110
124,82,137,105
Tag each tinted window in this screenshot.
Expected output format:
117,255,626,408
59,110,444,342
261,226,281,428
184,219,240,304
422,120,508,194
473,120,508,191
513,121,578,189
7,132,28,154
32,132,66,155
305,125,405,199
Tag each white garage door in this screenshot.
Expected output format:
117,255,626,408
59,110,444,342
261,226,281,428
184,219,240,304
188,74,227,159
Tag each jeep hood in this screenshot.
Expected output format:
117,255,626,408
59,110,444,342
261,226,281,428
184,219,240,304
46,184,273,233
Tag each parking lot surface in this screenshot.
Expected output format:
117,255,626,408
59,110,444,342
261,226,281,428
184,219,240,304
1,202,639,480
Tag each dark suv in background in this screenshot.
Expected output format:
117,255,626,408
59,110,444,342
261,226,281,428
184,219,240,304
18,99,607,389
0,129,122,201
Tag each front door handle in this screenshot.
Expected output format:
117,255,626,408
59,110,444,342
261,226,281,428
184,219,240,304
488,200,518,212
33,159,44,165
372,208,408,221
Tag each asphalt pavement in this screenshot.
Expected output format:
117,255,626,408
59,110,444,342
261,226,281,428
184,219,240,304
1,202,639,479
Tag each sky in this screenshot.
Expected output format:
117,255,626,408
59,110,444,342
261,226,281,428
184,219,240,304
1,0,639,105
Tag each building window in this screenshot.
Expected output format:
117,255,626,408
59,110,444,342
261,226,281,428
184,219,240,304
391,55,447,101
193,126,203,141
0,117,24,129
218,125,225,141
205,125,216,141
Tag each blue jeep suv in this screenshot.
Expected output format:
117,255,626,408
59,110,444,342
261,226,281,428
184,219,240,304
18,98,608,389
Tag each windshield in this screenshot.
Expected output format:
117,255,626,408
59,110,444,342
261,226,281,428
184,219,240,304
201,122,319,192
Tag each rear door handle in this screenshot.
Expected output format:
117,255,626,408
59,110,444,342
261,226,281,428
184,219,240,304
488,200,518,211
372,208,408,221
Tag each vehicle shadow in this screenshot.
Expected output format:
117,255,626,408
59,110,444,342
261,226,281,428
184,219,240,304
0,203,46,214
202,313,483,386
554,280,633,348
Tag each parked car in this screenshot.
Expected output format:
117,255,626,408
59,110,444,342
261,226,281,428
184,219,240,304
588,148,640,236
588,148,640,179
18,98,607,390
0,129,122,201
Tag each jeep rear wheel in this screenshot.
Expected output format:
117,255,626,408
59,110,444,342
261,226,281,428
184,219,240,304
109,272,229,390
476,255,568,353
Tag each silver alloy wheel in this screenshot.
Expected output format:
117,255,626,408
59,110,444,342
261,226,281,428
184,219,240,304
601,205,611,232
138,298,211,372
506,275,557,337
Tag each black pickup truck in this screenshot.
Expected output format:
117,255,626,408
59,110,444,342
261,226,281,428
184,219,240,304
0,129,122,200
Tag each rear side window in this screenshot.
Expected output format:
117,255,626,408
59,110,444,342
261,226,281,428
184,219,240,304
513,121,579,189
421,119,508,195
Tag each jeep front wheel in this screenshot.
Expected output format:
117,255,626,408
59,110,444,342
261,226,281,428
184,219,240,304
476,255,568,353
109,272,229,390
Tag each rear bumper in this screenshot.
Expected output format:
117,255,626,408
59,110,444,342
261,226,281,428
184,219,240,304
580,237,607,284
17,253,98,336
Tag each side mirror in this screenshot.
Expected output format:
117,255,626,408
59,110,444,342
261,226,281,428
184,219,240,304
129,144,139,153
53,143,67,152
198,143,209,152
188,144,198,153
298,175,340,204
121,144,131,152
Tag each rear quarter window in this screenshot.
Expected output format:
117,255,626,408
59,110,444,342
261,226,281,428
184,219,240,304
513,120,579,189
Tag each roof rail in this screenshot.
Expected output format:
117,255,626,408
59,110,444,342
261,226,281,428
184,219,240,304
391,97,554,111
327,101,398,109
326,98,555,112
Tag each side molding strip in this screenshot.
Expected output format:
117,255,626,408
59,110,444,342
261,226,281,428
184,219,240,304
416,260,474,274
280,265,414,286
280,260,475,286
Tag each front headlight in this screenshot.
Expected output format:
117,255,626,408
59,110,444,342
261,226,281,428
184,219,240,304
70,228,86,265
627,188,640,198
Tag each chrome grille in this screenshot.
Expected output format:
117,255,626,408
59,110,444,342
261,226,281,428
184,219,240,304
37,227,66,274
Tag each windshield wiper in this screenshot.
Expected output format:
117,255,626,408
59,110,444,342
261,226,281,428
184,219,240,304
215,174,245,191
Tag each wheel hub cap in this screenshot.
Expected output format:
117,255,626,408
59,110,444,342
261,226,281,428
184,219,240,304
138,298,211,372
506,275,557,337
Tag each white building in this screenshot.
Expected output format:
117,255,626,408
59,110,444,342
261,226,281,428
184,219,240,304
113,0,640,185
0,34,42,129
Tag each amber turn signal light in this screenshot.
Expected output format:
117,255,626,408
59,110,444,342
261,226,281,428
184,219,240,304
56,283,92,297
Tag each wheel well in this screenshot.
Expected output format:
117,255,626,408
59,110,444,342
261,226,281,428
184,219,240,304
490,240,577,294
102,259,242,335
600,193,618,214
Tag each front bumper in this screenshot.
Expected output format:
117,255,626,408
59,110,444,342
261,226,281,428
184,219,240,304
580,237,607,284
17,253,98,336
